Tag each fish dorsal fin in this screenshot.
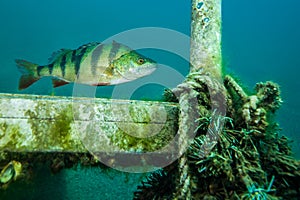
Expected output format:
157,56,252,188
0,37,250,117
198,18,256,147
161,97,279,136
112,40,132,51
110,40,132,59
76,42,100,51
48,49,71,63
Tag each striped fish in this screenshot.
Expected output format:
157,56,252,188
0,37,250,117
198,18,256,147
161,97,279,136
16,41,157,90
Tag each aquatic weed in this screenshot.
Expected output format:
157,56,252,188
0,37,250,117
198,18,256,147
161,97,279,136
241,176,276,200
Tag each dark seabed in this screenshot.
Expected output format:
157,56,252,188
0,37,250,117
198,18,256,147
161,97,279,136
0,0,299,199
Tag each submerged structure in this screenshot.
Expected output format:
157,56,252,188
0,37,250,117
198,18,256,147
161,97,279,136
0,0,299,199
133,1,300,199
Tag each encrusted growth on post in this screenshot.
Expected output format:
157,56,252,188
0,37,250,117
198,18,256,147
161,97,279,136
190,0,222,78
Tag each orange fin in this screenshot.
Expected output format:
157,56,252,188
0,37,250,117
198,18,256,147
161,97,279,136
19,74,40,90
52,79,69,88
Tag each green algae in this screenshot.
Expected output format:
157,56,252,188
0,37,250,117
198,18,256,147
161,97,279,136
0,122,25,151
0,93,179,185
109,126,173,152
128,105,151,124
109,103,178,152
25,102,82,151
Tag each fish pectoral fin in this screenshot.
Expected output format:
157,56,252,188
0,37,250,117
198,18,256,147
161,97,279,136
102,64,114,76
52,78,70,88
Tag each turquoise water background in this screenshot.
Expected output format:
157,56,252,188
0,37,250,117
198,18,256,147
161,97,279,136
0,0,299,199
222,1,300,157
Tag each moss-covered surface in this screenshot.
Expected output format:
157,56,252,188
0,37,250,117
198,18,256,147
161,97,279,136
0,122,25,151
24,103,82,151
109,126,173,152
128,105,152,124
0,94,179,187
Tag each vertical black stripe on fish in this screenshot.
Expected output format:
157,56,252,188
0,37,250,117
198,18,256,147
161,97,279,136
74,46,88,76
108,42,121,64
60,54,67,77
71,50,76,63
37,66,44,76
91,44,104,76
48,63,54,74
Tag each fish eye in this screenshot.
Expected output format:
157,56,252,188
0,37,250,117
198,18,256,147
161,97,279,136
137,58,145,65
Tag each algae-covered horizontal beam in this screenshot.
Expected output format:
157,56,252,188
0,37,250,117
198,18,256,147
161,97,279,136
0,93,178,153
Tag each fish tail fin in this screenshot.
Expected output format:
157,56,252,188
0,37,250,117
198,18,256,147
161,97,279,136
15,59,40,90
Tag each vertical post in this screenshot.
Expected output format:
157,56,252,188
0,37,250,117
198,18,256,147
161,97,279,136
172,2,223,198
190,0,222,79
